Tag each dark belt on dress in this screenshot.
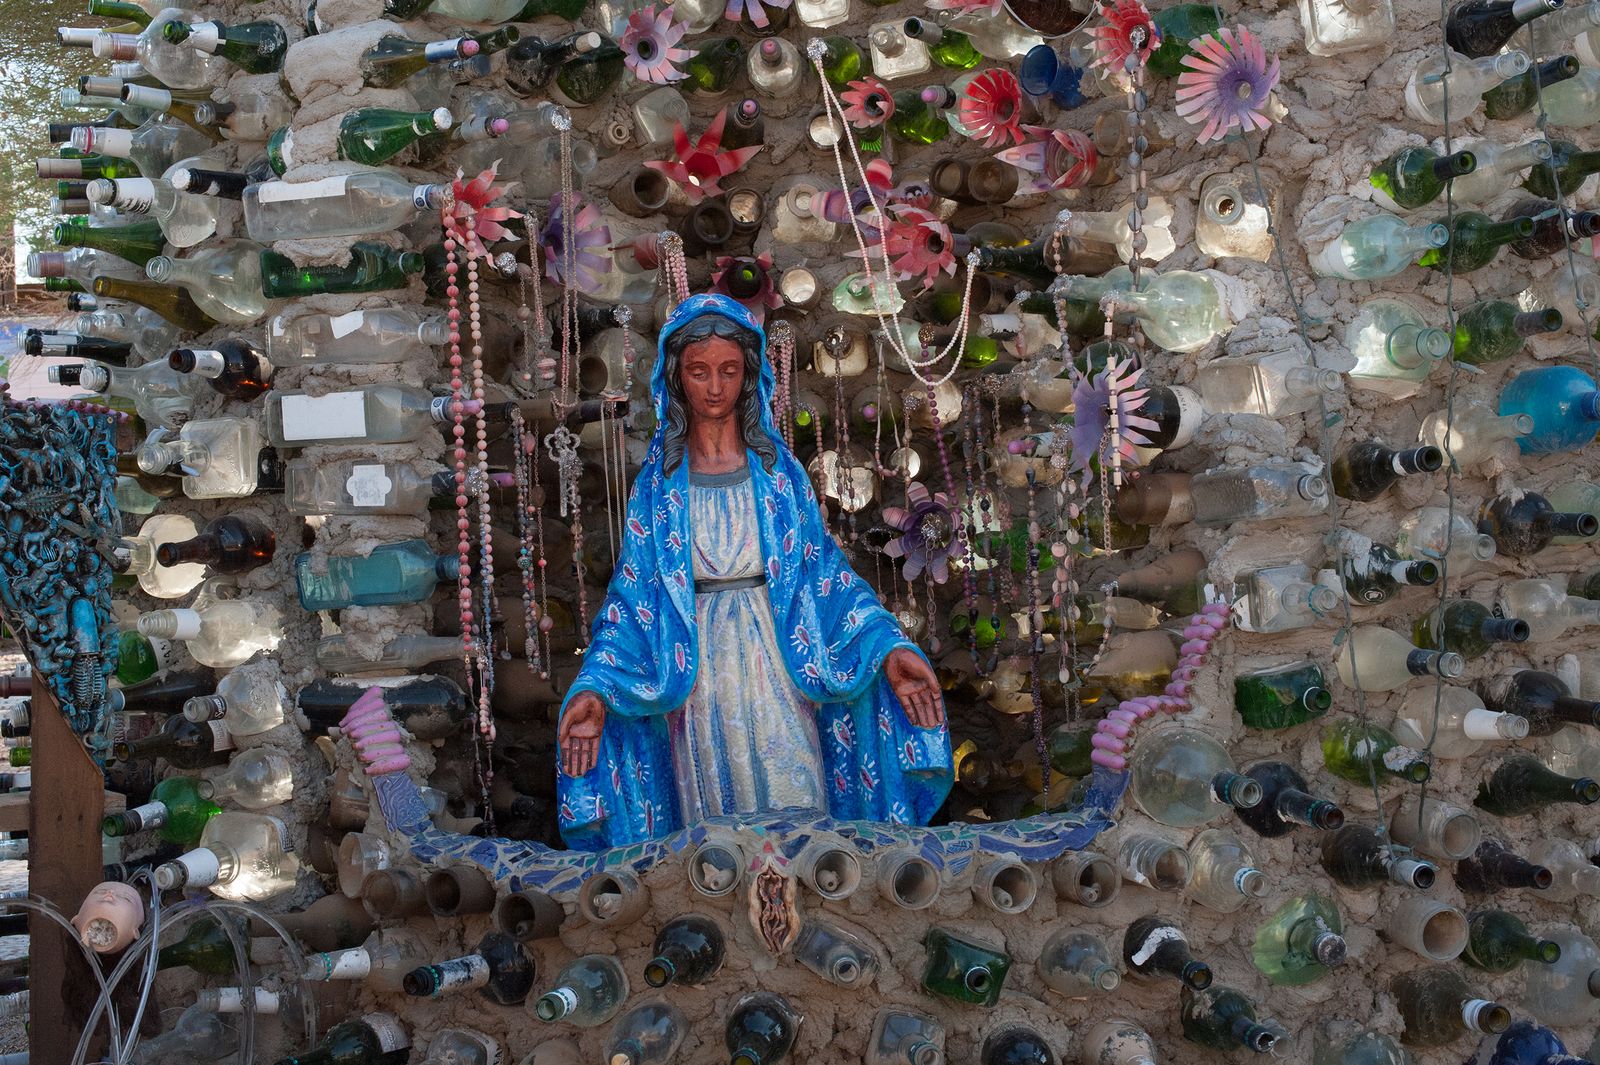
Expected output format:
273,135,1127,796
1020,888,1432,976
694,574,767,593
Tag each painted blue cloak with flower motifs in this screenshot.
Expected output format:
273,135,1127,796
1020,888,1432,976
555,294,954,850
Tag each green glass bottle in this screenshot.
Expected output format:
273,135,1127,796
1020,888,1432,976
921,928,1010,1007
1179,985,1281,1054
1018,289,1105,339
103,774,219,845
1462,909,1562,973
37,153,141,181
1148,4,1224,78
1078,493,1151,558
1412,598,1530,660
273,1012,410,1065
265,126,292,176
681,37,744,96
1235,660,1332,729
162,19,289,74
551,39,626,107
336,107,453,166
360,33,483,89
1452,300,1563,365
886,88,950,145
53,218,165,267
1523,137,1600,199
902,16,982,70
512,0,586,16
116,629,169,685
974,241,1057,289
1369,146,1476,211
818,35,863,89
1418,211,1537,273
44,277,87,294
1251,894,1347,986
1321,719,1431,785
260,243,424,299
89,0,153,27
91,275,217,332
1475,754,1600,816
1046,724,1095,778
7,748,28,768
1482,55,1580,120
157,914,250,975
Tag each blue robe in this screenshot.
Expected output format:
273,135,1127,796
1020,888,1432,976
556,294,954,850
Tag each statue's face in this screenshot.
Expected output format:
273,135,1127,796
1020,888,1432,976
679,336,745,423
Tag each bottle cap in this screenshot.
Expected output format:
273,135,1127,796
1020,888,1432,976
119,83,172,110
27,252,65,278
72,126,133,159
36,157,84,179
78,75,125,98
429,107,455,132
91,32,139,60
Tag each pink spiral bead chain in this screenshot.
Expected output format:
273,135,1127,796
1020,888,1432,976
1090,601,1231,772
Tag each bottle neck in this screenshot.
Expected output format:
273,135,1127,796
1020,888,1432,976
1273,785,1344,829
157,534,221,567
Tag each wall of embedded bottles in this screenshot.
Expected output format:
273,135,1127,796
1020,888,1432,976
22,0,1600,1057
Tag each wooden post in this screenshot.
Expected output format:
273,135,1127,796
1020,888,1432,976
28,675,109,1064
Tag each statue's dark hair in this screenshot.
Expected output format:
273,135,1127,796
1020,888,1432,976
660,317,779,476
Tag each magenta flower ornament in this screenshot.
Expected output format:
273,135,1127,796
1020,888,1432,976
712,252,784,320
620,4,694,84
724,0,792,30
1086,0,1160,86
956,68,1027,148
854,204,956,290
1175,27,1280,143
541,192,613,294
445,161,521,264
644,108,764,205
841,77,895,129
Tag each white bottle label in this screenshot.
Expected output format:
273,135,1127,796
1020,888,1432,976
364,1012,410,1052
208,720,236,752
277,392,368,442
254,175,350,205
346,464,394,508
327,310,367,339
1166,385,1205,449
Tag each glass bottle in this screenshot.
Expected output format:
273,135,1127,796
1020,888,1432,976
296,676,467,741
335,106,453,166
302,928,429,992
1232,563,1340,633
549,38,626,108
28,246,143,291
79,307,181,362
52,217,164,267
294,539,459,611
1330,532,1439,605
1531,66,1600,126
1179,985,1282,1054
1396,506,1498,575
1549,481,1600,545
535,954,628,1025
1196,170,1277,260
153,811,300,901
91,274,217,332
155,914,251,974
1118,833,1192,892
1320,823,1437,889
645,914,724,987
1236,660,1332,729
315,634,463,675
1036,929,1119,995
144,245,269,328
605,1001,688,1065
1333,441,1442,502
163,17,287,73
129,1002,238,1064
1189,461,1330,526
265,306,449,368
1419,210,1537,272
1459,837,1555,893
167,341,272,402
1127,725,1261,827
360,33,480,89
285,459,473,516
1498,365,1600,455
1502,196,1600,260
167,164,255,201
869,21,932,80
1392,967,1511,1046
1522,926,1600,1027
792,920,878,988
1463,909,1562,974
794,0,849,26
245,172,449,243
1079,1020,1159,1065
1498,578,1600,641
200,747,294,809
922,928,1009,1006
1524,137,1600,198
681,37,745,97
103,773,219,844
505,31,601,96
137,416,270,500
1419,402,1535,470
1237,761,1345,838
1195,350,1342,417
882,88,950,145
1483,55,1581,119
1311,1024,1413,1065
1322,718,1431,785
726,991,801,1065
1187,828,1268,913
1394,684,1528,758
1478,754,1600,815
69,119,213,184
1336,626,1464,691
157,513,275,577
904,16,982,70
1446,0,1563,56
1404,50,1529,124
93,12,222,90
117,513,205,599
817,34,865,89
182,668,286,737
403,932,534,1005
109,709,234,770
1252,893,1347,986
1481,670,1600,735
747,38,808,107
1479,490,1598,556
1121,915,1212,990
260,242,424,299
1449,137,1554,204
271,1013,410,1065
865,1009,945,1065
136,580,283,668
1369,145,1477,211
1344,297,1452,397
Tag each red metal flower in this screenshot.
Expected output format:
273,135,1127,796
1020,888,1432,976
643,108,764,206
841,77,895,129
712,253,784,321
852,204,955,290
957,68,1026,148
1086,0,1160,85
445,161,522,264
997,126,1101,190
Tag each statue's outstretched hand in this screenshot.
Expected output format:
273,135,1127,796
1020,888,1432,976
559,692,607,778
885,648,946,729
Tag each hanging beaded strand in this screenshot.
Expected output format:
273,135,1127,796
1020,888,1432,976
660,231,691,309
511,407,544,682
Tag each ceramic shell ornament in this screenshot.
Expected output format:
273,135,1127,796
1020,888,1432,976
1175,27,1280,143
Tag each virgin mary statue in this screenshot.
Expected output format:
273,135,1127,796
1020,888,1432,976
555,294,954,850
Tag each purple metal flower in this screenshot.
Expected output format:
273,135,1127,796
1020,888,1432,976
1067,348,1158,489
541,192,612,294
881,482,965,583
1175,26,1280,144
620,4,694,84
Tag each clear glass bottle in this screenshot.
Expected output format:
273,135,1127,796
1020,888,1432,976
605,1001,688,1065
136,579,283,668
1344,297,1452,398
1195,171,1277,261
1128,725,1261,827
792,918,878,988
1299,0,1395,53
314,634,463,675
1394,684,1528,758
1404,50,1529,124
1187,828,1269,913
1311,217,1449,280
1418,401,1533,470
84,175,218,248
302,928,429,993
1189,461,1330,526
1335,626,1463,692
866,1009,945,1065
48,358,201,430
869,20,931,80
1448,137,1553,205
137,417,269,500
1522,926,1600,1027
1525,838,1600,901
535,954,628,1026
1195,350,1342,417
143,240,269,325
1037,929,1120,995
77,307,179,362
264,384,470,448
1252,893,1347,986
794,0,849,27
1233,563,1341,633
183,668,287,737
265,306,449,367
117,513,205,599
153,811,300,901
1497,578,1600,641
245,171,449,243
284,459,474,517
1311,1024,1412,1065
70,118,215,184
1079,1020,1159,1065
200,747,293,809
94,8,221,89
1395,506,1498,575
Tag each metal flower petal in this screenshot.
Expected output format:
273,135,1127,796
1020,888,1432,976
1085,0,1160,85
841,77,895,129
1067,351,1158,489
997,126,1102,190
542,192,613,295
712,253,784,321
851,204,956,289
643,108,765,205
883,481,964,584
1175,26,1280,144
620,4,694,84
724,0,792,29
957,68,1027,148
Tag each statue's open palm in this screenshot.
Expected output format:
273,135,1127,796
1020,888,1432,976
885,648,945,729
558,691,606,778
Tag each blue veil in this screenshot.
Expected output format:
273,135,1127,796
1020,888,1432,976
555,294,954,850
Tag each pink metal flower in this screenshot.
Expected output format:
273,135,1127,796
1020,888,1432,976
997,126,1101,190
620,4,693,84
1086,0,1159,84
541,192,612,295
724,0,792,30
1067,351,1157,489
841,77,895,129
925,0,1003,14
854,204,955,290
1176,27,1280,144
445,161,521,264
644,108,764,206
712,253,784,322
956,68,1026,148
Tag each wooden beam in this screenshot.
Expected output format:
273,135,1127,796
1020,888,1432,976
0,789,122,835
28,675,109,1065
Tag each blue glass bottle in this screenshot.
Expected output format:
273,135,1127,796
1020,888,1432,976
1467,1019,1592,1065
1498,365,1600,454
294,539,460,610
